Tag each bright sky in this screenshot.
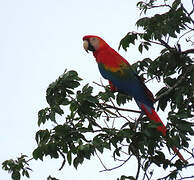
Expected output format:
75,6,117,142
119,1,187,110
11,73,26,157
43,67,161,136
0,0,193,179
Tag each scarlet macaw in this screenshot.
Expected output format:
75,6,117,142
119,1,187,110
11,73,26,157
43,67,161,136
83,35,186,162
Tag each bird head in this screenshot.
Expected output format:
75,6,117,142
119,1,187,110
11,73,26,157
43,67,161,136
83,35,108,53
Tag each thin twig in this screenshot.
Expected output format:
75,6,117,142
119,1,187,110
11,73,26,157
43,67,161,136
159,39,173,50
182,48,194,54
102,103,141,114
177,29,194,44
147,40,163,46
95,150,107,170
26,157,34,163
189,0,194,15
148,4,172,9
155,64,194,101
93,81,106,88
136,156,141,180
134,113,144,131
142,159,152,180
103,117,110,129
157,169,178,180
182,148,194,158
158,163,194,180
177,176,194,180
99,155,132,172
103,108,118,117
120,150,130,155
141,2,172,10
58,150,66,171
181,3,194,24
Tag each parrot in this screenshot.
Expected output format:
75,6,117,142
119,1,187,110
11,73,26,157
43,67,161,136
82,35,187,162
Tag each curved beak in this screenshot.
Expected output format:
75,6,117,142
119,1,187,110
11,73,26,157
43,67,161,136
83,40,89,53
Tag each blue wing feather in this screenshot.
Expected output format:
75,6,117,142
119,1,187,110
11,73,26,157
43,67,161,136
98,63,154,109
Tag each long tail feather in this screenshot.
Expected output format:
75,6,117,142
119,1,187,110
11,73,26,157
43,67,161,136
141,104,166,136
141,104,187,163
172,147,188,163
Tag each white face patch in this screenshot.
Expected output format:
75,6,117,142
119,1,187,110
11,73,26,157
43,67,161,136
89,37,99,50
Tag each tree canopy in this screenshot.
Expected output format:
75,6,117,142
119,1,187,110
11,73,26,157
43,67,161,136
2,0,194,180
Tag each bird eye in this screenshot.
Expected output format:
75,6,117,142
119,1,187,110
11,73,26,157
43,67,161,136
91,37,96,41
89,37,99,50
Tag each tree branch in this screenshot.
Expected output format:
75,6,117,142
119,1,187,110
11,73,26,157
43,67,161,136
158,39,173,50
182,48,194,54
190,0,194,15
155,64,194,101
141,2,172,10
134,112,144,131
99,155,132,172
58,150,66,171
181,3,194,24
136,156,141,180
147,40,163,46
159,164,194,180
148,4,172,9
101,103,141,114
177,29,194,44
142,159,152,180
95,150,108,170
177,175,194,180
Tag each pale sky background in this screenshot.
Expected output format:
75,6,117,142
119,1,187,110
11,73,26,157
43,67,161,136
0,0,193,180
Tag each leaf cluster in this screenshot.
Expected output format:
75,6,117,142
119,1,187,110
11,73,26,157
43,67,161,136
2,1,194,180
120,0,193,52
136,6,191,39
34,70,135,171
33,67,193,180
117,1,194,179
2,155,32,180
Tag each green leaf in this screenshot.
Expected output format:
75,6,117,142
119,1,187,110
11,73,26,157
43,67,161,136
70,101,78,112
120,175,136,180
169,170,178,179
47,143,59,159
138,43,143,53
116,93,131,106
32,147,44,161
73,156,84,169
177,121,194,134
172,0,181,10
158,98,168,111
38,108,50,126
67,151,72,165
12,171,21,180
174,90,183,107
93,136,104,153
98,88,115,101
47,175,59,180
119,32,138,51
35,129,50,145
53,105,64,115
164,77,176,87
144,44,149,51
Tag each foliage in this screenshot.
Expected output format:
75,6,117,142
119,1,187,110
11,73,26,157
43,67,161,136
2,0,194,180
2,155,32,180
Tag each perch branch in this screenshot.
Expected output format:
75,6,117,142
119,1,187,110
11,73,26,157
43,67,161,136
101,103,141,114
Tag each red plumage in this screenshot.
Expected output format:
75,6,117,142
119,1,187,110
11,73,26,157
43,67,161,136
83,35,187,163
